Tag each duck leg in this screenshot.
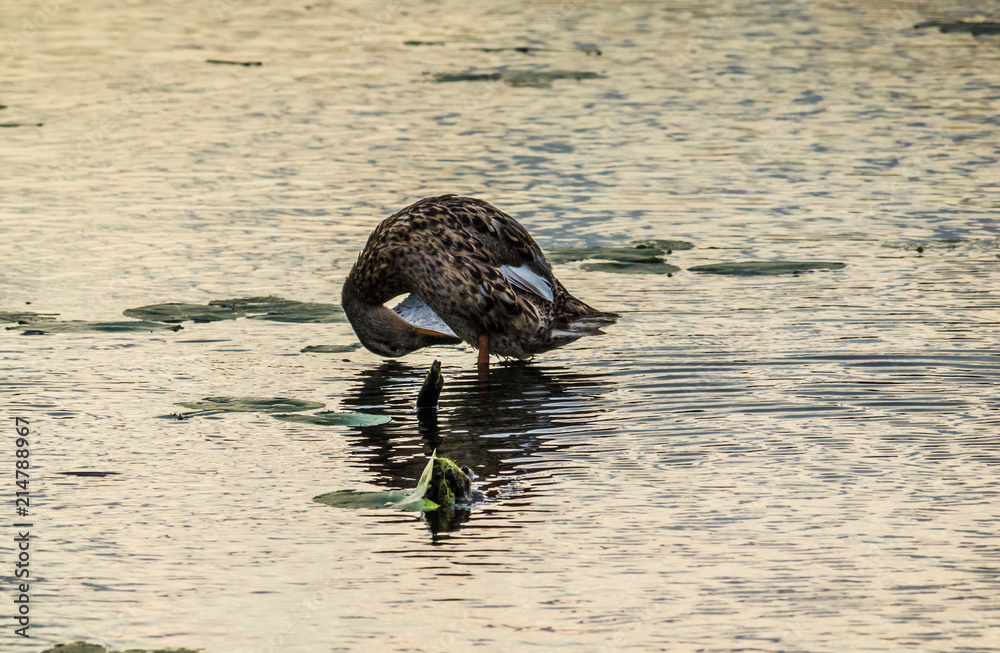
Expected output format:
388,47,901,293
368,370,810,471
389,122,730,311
477,334,490,367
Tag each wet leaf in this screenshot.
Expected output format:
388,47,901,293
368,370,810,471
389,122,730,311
0,311,60,323
10,320,182,334
300,343,362,353
314,454,439,511
175,396,325,413
124,303,240,323
687,261,847,276
581,261,680,274
432,70,605,88
272,411,391,426
547,240,693,265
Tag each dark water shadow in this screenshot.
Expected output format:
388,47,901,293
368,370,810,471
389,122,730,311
337,361,614,497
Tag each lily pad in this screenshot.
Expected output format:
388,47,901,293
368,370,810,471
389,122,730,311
0,311,60,324
687,261,846,276
547,239,693,265
272,411,391,426
315,453,441,511
244,301,346,323
175,396,325,413
9,320,182,334
432,70,605,88
124,303,240,323
300,343,362,353
581,261,680,274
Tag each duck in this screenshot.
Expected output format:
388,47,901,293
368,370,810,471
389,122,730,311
341,194,617,365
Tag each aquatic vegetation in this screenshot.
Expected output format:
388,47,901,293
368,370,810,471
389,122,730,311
314,452,469,512
174,396,325,417
11,320,182,335
687,261,846,276
914,20,1000,36
431,70,605,88
124,297,346,324
416,360,444,410
0,311,60,323
300,343,362,353
272,411,391,426
546,239,691,274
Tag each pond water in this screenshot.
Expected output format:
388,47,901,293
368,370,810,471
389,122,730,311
2,0,999,651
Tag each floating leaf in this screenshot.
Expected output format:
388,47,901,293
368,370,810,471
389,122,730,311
10,320,182,334
0,311,60,323
244,301,346,323
581,261,680,274
632,239,694,251
272,411,390,426
124,303,240,323
175,396,325,413
547,239,693,265
687,261,846,276
300,343,362,353
432,70,605,88
314,454,439,511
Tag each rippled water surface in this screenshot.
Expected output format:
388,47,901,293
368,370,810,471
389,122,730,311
3,1,999,651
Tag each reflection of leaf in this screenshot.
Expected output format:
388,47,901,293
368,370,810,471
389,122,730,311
300,344,362,353
687,261,846,276
273,411,390,426
581,261,680,274
11,320,182,334
123,303,240,323
175,396,325,413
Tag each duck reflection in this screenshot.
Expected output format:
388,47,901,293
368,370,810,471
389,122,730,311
337,360,612,508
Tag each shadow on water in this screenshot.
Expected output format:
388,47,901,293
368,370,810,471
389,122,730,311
337,360,614,499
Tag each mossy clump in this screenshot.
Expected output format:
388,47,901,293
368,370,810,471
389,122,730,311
425,456,473,506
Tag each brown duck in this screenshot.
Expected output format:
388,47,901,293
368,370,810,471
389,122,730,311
341,195,617,364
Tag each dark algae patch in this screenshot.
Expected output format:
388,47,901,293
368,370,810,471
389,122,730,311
687,261,846,276
40,643,202,653
431,70,605,88
914,21,1000,35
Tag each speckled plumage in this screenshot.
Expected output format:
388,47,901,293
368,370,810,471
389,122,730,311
341,195,617,360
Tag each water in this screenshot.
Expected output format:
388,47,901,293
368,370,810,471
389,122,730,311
2,0,999,651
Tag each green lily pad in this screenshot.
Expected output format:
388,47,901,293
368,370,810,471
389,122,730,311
315,453,441,511
300,343,362,353
581,261,680,274
245,302,346,323
124,303,240,323
272,411,391,426
0,311,60,324
687,261,847,276
11,320,182,334
432,70,605,88
547,240,693,265
175,396,325,413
